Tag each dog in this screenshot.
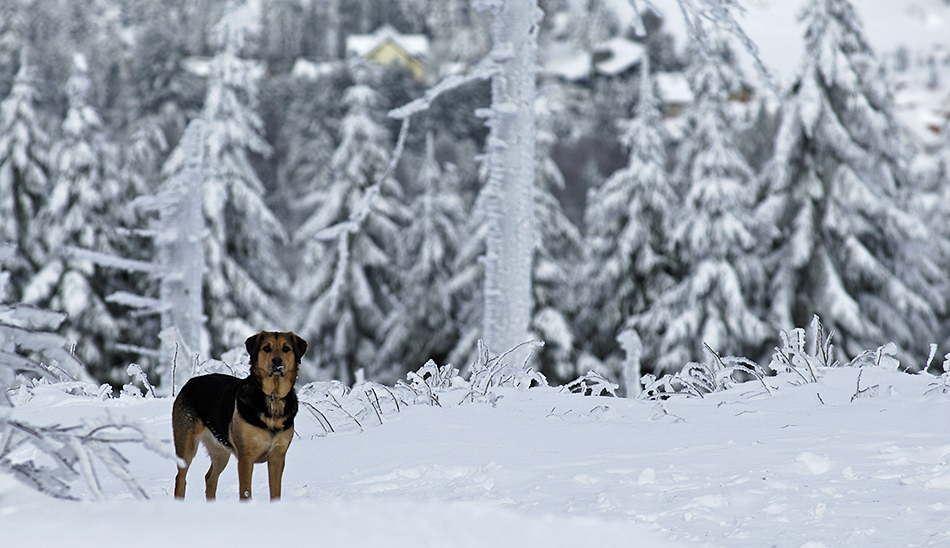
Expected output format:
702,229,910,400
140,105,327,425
172,331,307,500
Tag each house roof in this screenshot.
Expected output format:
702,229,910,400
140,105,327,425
593,37,646,76
346,24,430,59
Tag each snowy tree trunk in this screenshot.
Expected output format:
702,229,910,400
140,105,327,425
479,0,541,361
617,328,643,398
157,120,206,391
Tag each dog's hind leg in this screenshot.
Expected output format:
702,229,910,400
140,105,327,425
172,402,201,499
203,436,231,500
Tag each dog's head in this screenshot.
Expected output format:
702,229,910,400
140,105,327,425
246,331,307,397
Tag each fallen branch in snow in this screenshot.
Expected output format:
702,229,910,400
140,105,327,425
562,371,619,397
0,414,175,501
850,369,880,402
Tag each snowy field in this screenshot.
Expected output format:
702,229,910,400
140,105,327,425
3,366,950,548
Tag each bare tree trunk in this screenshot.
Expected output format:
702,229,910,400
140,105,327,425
481,0,541,359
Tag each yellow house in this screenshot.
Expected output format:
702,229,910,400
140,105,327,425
346,25,429,81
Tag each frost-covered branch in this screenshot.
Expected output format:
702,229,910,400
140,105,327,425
0,414,174,500
669,0,778,97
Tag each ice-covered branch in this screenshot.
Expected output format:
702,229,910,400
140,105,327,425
0,415,174,500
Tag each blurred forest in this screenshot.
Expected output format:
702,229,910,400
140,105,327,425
1,0,949,391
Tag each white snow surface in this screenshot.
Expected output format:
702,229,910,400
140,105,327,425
3,367,950,547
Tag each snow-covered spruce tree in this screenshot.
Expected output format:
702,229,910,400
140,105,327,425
759,0,946,366
532,101,584,382
0,0,26,96
580,56,677,373
446,177,488,370
425,0,492,66
377,133,467,372
21,54,122,378
275,67,349,231
118,0,203,196
0,49,50,299
164,6,287,355
294,84,410,384
630,31,771,373
571,0,619,52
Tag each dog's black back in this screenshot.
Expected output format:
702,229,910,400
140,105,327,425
176,374,243,448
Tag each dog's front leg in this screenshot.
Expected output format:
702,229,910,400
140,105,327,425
237,458,254,500
267,453,286,500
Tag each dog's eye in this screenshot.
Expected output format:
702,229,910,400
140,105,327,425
263,345,272,353
283,346,291,353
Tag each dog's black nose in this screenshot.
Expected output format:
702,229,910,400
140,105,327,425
272,356,283,366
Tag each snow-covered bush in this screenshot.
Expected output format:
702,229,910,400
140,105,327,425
639,315,913,400
0,413,172,500
462,340,546,404
1,301,174,500
640,343,771,400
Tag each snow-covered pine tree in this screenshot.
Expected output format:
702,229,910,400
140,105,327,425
0,49,50,299
377,133,466,372
446,175,488,371
572,0,618,52
276,68,349,231
0,0,26,97
426,0,492,66
21,53,122,377
759,0,946,365
294,83,410,383
164,5,288,355
630,31,771,373
581,56,677,373
532,101,584,382
119,0,202,197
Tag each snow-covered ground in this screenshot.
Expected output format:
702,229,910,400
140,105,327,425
3,366,950,547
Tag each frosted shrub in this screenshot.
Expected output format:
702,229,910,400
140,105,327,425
0,414,173,500
562,371,619,397
767,315,832,383
396,359,460,407
462,340,546,404
640,343,771,400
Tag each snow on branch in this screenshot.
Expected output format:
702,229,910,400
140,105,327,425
388,58,501,121
0,302,88,386
63,245,163,275
668,0,779,97
0,414,174,500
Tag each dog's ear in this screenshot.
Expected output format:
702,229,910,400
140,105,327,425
245,332,264,364
290,332,308,362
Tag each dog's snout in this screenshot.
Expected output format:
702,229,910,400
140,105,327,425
268,355,286,377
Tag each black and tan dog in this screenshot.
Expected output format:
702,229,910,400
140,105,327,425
173,331,307,500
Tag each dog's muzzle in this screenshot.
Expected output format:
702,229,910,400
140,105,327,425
269,358,286,377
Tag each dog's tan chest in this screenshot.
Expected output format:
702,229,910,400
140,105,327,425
230,405,294,464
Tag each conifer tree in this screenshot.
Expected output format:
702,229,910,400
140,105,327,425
0,50,50,297
631,33,771,373
532,103,584,382
760,0,945,365
378,133,466,372
164,5,287,355
294,84,409,383
22,54,122,375
581,57,676,371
